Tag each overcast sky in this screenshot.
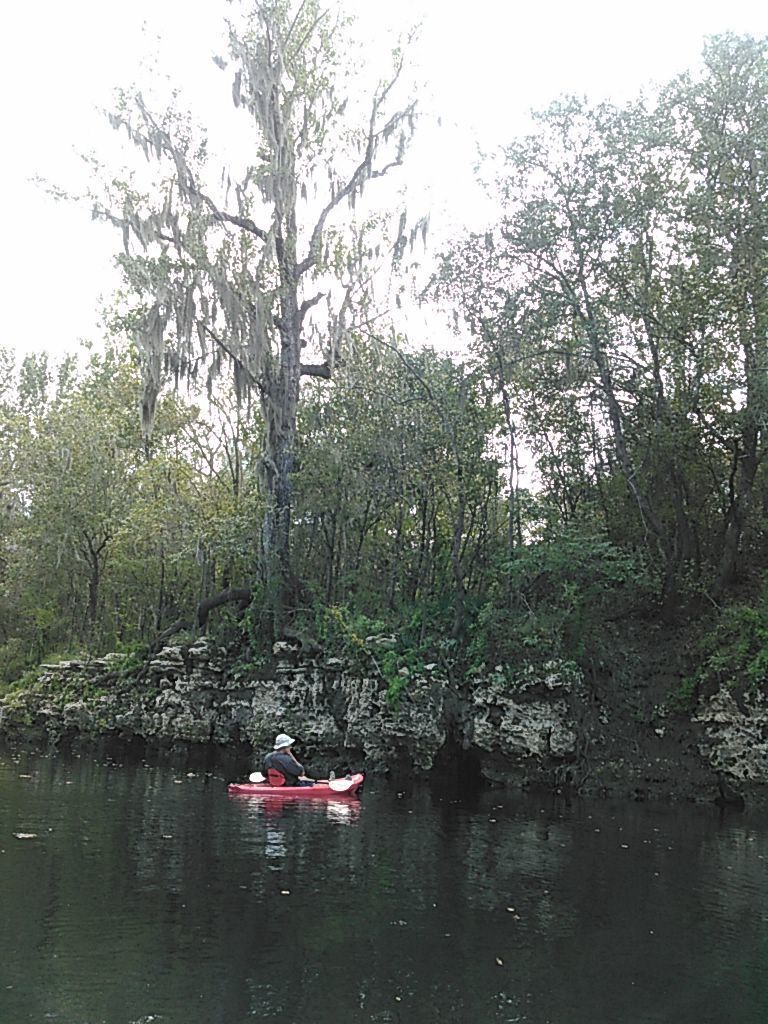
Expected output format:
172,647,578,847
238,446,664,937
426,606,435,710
3,0,768,359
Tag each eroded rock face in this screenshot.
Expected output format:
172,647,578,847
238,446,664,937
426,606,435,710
0,639,449,771
465,661,583,784
339,673,448,770
0,641,586,784
694,687,768,783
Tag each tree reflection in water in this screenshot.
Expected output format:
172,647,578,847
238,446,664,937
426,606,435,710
1,751,767,1023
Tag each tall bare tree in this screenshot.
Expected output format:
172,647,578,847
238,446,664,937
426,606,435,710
98,0,419,628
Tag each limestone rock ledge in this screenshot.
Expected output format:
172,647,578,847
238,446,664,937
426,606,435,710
694,687,768,784
0,639,584,782
465,661,583,785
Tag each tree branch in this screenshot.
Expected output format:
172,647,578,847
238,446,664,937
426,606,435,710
297,291,324,325
300,362,333,378
129,97,269,242
296,61,415,278
210,209,269,241
196,586,251,629
202,325,264,393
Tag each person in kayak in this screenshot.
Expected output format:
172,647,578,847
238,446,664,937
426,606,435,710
262,733,315,787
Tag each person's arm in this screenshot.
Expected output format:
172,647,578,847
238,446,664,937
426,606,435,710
293,757,314,781
287,752,314,781
274,752,311,780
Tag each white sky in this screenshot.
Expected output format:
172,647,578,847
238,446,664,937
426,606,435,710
2,0,768,358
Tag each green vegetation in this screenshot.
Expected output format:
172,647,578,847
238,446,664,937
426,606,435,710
3,16,768,716
677,593,768,708
315,605,432,705
468,531,651,671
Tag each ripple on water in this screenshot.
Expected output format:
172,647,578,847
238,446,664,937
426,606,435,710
1,752,768,1023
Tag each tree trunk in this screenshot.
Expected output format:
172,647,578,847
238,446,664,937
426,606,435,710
87,558,100,628
259,269,301,628
713,267,767,597
450,474,467,640
155,542,166,631
497,370,518,561
82,531,110,636
713,428,760,597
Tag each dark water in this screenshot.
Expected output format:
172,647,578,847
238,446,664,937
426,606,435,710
1,750,767,1024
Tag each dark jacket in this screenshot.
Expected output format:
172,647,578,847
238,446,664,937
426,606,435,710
263,750,304,786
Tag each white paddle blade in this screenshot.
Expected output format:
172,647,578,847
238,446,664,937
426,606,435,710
249,771,266,783
328,777,355,792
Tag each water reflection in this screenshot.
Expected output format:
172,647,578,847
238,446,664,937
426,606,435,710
228,793,362,825
1,751,768,1023
226,795,363,868
324,799,361,824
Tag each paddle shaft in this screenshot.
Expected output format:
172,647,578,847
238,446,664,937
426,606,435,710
247,770,355,792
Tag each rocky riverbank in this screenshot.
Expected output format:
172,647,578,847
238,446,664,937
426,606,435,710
0,636,764,804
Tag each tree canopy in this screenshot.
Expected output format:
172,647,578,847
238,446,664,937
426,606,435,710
4,29,768,709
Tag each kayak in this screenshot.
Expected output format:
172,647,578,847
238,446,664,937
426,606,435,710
228,772,365,799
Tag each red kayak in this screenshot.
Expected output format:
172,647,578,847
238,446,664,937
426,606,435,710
228,773,365,798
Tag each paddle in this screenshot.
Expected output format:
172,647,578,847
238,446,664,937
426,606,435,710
249,770,320,784
327,776,359,793
248,770,357,792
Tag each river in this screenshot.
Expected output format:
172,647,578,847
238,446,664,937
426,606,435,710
1,747,767,1023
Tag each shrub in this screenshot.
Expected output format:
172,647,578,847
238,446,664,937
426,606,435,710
687,593,768,701
468,529,652,670
314,604,428,706
0,638,33,687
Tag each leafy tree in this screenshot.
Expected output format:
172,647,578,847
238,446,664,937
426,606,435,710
295,342,503,639
1,346,240,662
439,34,768,613
469,531,651,671
664,35,768,594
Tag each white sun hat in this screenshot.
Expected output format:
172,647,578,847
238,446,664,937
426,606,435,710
273,733,296,749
